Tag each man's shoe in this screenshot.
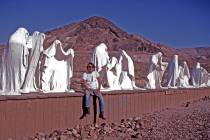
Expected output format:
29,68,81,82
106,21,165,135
87,108,90,114
99,113,106,120
80,114,86,119
80,107,90,119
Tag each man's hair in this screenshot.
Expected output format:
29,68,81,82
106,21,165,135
87,62,95,68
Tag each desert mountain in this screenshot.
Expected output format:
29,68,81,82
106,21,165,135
180,47,210,57
44,16,200,61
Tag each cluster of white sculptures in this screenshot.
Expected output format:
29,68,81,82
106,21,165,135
147,52,210,89
0,28,74,95
0,27,210,95
91,43,142,91
91,43,210,91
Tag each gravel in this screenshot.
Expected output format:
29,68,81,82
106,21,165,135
26,96,210,140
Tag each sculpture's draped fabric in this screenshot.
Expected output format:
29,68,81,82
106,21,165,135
91,43,109,72
41,40,74,92
106,57,121,90
207,74,210,87
177,61,191,87
147,52,168,89
0,28,29,95
91,45,141,90
191,62,209,87
91,43,110,89
21,32,45,93
118,50,141,90
166,55,179,88
120,50,135,77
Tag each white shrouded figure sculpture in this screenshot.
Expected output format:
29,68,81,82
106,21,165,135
118,50,142,90
91,43,109,72
21,31,45,93
41,40,74,92
0,27,30,95
91,43,110,90
146,52,168,89
166,55,179,88
106,57,121,90
207,74,210,87
91,43,142,90
177,61,191,88
191,62,209,87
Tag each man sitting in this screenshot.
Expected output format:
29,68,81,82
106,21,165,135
80,62,105,120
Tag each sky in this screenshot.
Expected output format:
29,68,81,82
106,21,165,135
0,0,209,48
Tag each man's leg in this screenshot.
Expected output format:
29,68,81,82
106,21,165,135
84,90,91,109
96,92,105,119
80,90,91,119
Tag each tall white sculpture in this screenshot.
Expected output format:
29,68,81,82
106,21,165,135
0,51,5,90
146,52,168,89
0,27,30,95
207,74,210,87
201,69,209,87
21,31,45,93
91,43,109,72
41,40,74,92
166,55,179,88
191,62,209,87
106,57,121,90
177,61,191,88
118,50,142,90
91,43,110,89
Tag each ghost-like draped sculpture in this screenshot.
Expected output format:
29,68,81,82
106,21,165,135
91,43,109,72
91,43,110,89
207,74,210,87
191,62,209,87
118,50,142,90
166,55,179,88
91,43,142,90
146,52,168,89
0,28,30,95
177,61,191,88
21,31,45,93
41,40,74,92
106,57,121,90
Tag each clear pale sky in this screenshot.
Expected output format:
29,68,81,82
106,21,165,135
0,0,209,48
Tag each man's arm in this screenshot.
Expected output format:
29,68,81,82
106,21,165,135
81,79,90,90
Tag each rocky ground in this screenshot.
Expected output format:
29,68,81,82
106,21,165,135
26,96,210,140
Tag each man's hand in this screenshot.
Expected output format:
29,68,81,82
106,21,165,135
81,80,90,90
88,89,94,96
95,88,101,96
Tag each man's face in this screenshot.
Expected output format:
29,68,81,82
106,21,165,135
87,64,94,73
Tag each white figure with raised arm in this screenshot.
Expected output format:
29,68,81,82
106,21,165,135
146,52,168,89
41,40,74,92
118,49,143,90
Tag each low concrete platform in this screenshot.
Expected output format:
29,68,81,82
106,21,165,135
0,88,210,139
